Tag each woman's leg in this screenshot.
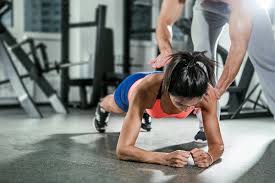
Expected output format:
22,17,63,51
100,94,125,114
94,72,150,132
94,94,125,133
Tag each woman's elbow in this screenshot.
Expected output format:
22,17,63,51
209,143,224,155
219,144,225,155
116,146,128,160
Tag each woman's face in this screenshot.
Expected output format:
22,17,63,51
169,95,202,111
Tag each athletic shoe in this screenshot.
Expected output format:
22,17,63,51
194,130,207,143
141,112,152,132
93,104,110,133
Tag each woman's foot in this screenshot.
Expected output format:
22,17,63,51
93,104,110,133
194,130,207,143
141,113,152,132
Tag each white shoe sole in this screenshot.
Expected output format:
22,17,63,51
194,139,207,144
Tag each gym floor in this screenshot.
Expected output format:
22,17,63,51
0,108,274,183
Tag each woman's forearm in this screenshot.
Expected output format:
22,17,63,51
116,146,167,165
201,95,224,164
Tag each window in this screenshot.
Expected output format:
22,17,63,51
24,0,61,33
1,0,13,27
130,0,152,41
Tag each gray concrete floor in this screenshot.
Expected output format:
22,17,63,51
0,107,275,183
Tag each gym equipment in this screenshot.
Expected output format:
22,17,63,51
123,0,131,74
0,1,67,118
123,0,163,72
0,38,41,118
216,47,271,119
61,2,123,108
0,60,90,85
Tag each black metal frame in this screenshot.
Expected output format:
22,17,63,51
0,1,67,118
123,0,163,71
123,0,131,74
61,0,70,106
61,0,104,107
216,47,272,119
61,1,118,108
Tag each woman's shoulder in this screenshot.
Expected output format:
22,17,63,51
139,72,164,90
130,72,163,107
145,72,164,83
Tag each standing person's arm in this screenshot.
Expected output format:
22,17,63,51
215,0,254,97
150,0,185,68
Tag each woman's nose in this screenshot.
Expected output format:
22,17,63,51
184,106,194,111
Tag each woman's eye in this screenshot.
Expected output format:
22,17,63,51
176,103,183,106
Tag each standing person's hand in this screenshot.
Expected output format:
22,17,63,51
213,87,223,100
197,84,217,115
149,49,172,68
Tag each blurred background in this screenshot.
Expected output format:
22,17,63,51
0,0,275,119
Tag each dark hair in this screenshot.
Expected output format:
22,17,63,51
162,51,215,98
